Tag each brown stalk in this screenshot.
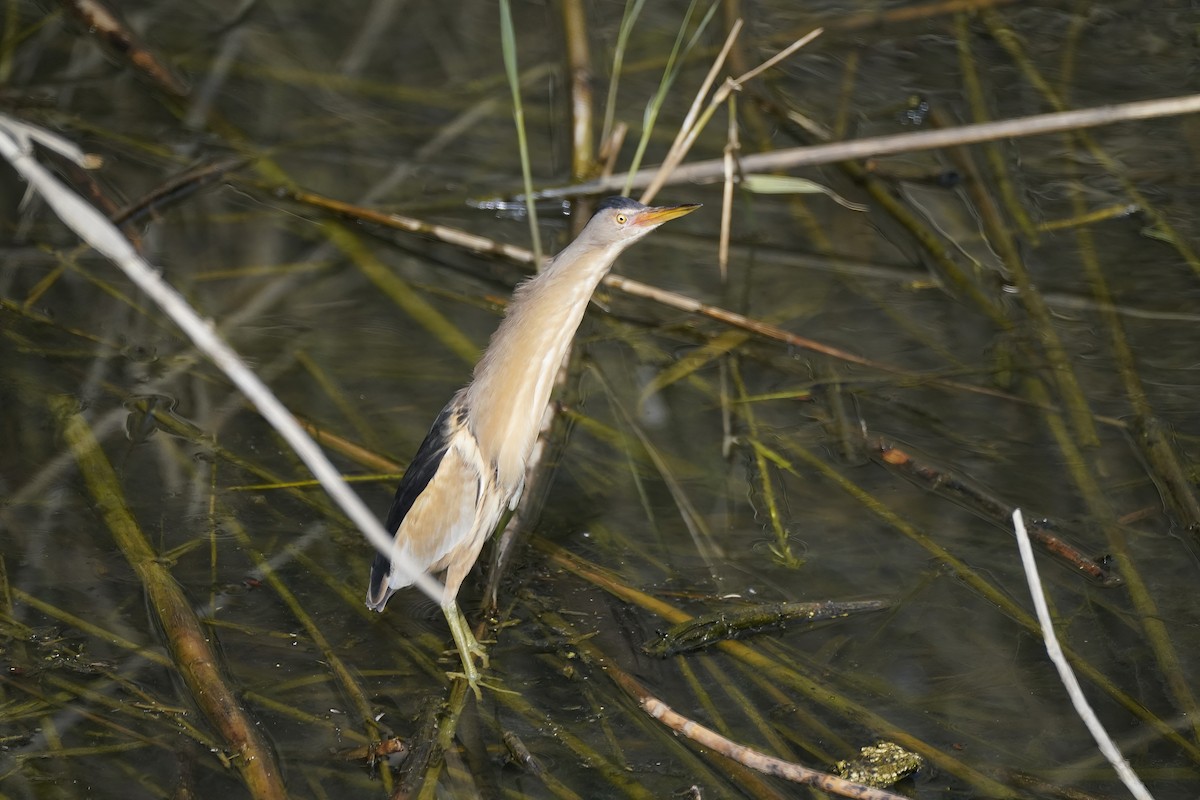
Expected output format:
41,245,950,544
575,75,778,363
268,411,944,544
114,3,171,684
535,540,1021,794
297,415,403,473
532,605,805,800
561,0,593,186
604,272,1014,403
484,0,600,608
53,397,287,800
870,439,1120,585
717,91,738,281
110,157,249,227
535,605,913,799
284,186,1103,415
640,694,909,799
60,0,188,97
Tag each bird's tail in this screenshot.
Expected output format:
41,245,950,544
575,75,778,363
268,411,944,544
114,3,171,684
365,552,399,611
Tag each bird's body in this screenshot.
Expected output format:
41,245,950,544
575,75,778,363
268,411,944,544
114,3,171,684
366,197,699,695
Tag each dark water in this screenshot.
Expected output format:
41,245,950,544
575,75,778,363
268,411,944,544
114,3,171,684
2,1,1199,797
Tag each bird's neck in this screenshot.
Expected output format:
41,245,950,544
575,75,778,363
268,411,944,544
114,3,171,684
464,236,624,491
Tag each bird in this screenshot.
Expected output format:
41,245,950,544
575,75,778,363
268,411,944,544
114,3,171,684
366,196,700,696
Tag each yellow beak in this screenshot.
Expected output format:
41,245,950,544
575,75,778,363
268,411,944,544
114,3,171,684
631,203,701,228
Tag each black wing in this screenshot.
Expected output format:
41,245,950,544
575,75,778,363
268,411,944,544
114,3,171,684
367,399,460,606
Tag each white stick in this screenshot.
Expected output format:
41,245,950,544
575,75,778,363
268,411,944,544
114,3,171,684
532,92,1200,200
0,115,442,604
1011,509,1155,800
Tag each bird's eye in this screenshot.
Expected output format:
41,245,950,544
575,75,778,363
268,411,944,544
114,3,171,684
615,214,627,225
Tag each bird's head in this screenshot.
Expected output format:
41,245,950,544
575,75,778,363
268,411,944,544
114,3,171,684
583,196,701,248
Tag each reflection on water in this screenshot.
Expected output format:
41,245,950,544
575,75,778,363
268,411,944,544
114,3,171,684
1,1,1198,798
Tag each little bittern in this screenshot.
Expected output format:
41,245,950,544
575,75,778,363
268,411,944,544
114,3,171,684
366,196,700,695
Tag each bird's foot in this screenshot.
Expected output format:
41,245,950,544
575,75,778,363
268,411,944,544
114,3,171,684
443,601,494,698
447,639,504,701
466,637,490,669
446,670,518,699
440,641,490,670
445,667,483,701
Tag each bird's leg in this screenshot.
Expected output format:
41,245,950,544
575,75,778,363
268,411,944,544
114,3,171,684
451,601,489,668
442,599,488,698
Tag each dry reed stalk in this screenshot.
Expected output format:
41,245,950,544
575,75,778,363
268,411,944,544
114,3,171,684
532,93,1200,200
561,0,594,186
535,540,1023,794
285,187,1073,412
641,695,911,799
484,0,599,608
534,604,912,799
639,17,745,204
54,398,288,800
60,0,187,96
